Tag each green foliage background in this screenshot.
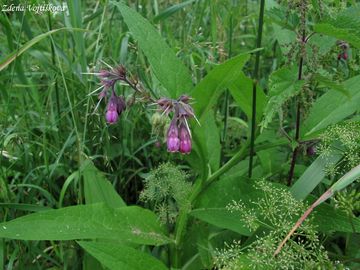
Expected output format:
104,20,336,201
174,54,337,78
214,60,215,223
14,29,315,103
0,0,360,269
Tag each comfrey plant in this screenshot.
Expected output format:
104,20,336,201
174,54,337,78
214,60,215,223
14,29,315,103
156,96,198,154
96,65,127,124
91,64,198,154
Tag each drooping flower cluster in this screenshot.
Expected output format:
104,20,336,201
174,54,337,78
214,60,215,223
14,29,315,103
91,64,198,153
337,40,349,61
157,95,198,154
93,65,128,124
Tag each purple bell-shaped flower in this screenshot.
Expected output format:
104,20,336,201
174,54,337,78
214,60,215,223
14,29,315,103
166,119,180,152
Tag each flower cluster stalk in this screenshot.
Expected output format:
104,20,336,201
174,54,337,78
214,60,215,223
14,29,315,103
287,10,307,186
248,0,265,178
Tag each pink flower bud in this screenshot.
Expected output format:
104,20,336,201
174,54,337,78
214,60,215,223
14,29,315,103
106,109,118,124
154,141,162,148
105,93,125,124
338,52,348,61
167,120,180,152
179,123,192,154
98,70,111,78
306,145,316,156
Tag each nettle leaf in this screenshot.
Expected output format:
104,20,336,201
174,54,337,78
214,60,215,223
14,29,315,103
260,66,304,131
0,204,171,245
78,241,168,270
301,75,360,137
272,24,296,54
314,6,360,48
113,2,193,97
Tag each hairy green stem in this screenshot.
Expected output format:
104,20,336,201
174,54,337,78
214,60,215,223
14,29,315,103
173,139,250,267
248,0,265,178
220,12,233,164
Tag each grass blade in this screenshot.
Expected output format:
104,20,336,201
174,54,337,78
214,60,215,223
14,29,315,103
274,164,360,256
0,28,86,72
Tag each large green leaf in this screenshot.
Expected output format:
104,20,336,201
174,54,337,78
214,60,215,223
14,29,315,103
310,197,360,233
113,2,193,97
191,203,360,235
196,175,360,234
82,160,125,208
301,75,360,137
0,204,170,245
78,241,168,270
188,54,249,176
229,72,268,123
256,147,287,175
190,208,251,236
260,66,304,131
313,74,350,97
189,110,221,174
191,54,250,121
290,151,342,200
314,6,360,48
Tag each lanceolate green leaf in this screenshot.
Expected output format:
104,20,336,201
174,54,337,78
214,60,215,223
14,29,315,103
188,54,249,176
191,53,250,121
0,204,170,245
331,164,360,192
229,72,268,123
313,74,350,97
302,75,360,137
290,151,342,200
190,208,251,236
82,160,125,208
113,2,193,97
189,110,221,175
78,241,168,270
314,6,360,48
